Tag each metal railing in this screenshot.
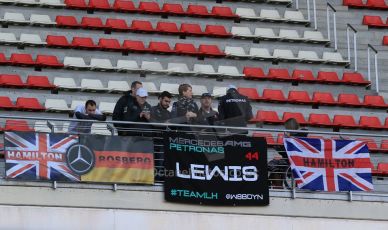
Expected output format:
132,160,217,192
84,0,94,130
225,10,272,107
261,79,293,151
346,24,358,71
295,0,317,30
326,3,338,51
367,44,380,93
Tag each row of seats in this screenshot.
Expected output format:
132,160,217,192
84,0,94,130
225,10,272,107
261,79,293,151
363,15,388,28
253,110,388,130
0,0,64,7
0,74,55,89
344,0,388,10
238,87,388,109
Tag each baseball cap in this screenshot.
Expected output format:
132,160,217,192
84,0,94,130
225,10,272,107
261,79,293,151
201,93,212,98
136,87,148,97
228,84,237,90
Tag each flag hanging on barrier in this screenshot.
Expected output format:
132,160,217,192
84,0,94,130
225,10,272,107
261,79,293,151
5,132,80,181
284,137,374,192
78,135,154,184
163,132,269,206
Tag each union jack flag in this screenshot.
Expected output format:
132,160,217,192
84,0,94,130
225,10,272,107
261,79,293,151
5,132,80,181
284,137,374,192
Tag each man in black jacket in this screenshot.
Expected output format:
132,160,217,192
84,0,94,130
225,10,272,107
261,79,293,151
68,100,106,134
112,81,144,136
150,91,172,123
218,85,253,134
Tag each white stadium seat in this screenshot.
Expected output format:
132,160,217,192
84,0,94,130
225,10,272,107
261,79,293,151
259,9,283,21
160,83,179,95
141,61,166,73
191,85,208,96
142,82,160,94
29,14,56,25
16,0,40,6
19,33,46,45
217,66,244,77
284,10,308,23
298,51,323,63
273,49,299,61
70,100,86,110
99,102,115,114
3,12,29,24
303,31,329,43
53,77,80,90
90,58,114,71
193,64,219,77
116,60,140,72
45,99,70,112
34,121,51,133
224,46,251,58
322,52,348,64
64,57,89,69
80,79,108,92
254,28,278,40
107,80,129,93
166,63,194,75
231,27,255,38
249,48,273,60
278,29,303,41
235,8,259,20
0,32,18,44
212,86,228,98
39,0,65,7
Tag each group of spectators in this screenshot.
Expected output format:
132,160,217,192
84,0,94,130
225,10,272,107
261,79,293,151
69,80,253,135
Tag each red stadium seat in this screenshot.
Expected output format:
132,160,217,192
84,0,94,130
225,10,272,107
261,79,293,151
113,0,137,12
308,113,332,127
122,40,148,52
342,72,370,85
162,3,185,15
198,44,225,57
0,74,25,87
377,163,388,174
156,22,180,34
98,38,122,50
187,5,212,17
64,0,88,9
359,116,383,129
262,89,287,102
5,120,33,132
56,16,79,28
148,41,175,53
211,6,238,18
253,111,282,124
333,115,358,128
81,17,108,30
381,140,388,152
282,112,307,125
292,69,316,82
312,92,336,105
288,91,311,104
204,25,231,37
337,93,362,106
16,97,45,111
343,0,364,7
26,75,55,89
243,67,267,80
180,23,203,36
252,132,276,145
174,43,198,55
237,88,260,100
356,138,379,152
46,35,70,48
35,55,64,68
268,68,291,81
10,53,35,66
0,96,16,109
138,1,162,14
385,118,388,129
362,15,386,27
276,133,285,146
317,71,342,84
383,36,388,45
130,20,154,32
71,37,98,49
88,0,111,10
363,95,387,108
366,0,388,9
0,53,8,64
106,18,130,31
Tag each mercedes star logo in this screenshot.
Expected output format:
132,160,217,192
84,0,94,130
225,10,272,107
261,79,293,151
65,144,95,175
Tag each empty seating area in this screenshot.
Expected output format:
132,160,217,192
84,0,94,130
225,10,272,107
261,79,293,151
362,15,388,28
344,0,388,10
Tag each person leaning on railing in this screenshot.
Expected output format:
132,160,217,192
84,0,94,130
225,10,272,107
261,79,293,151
268,118,308,189
68,100,106,134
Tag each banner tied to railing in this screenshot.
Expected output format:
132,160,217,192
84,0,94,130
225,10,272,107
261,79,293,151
163,132,269,206
4,132,154,184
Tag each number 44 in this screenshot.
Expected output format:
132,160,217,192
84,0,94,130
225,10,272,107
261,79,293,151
245,152,259,161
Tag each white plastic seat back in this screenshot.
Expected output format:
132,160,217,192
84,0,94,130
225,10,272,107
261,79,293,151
142,82,159,93
20,33,45,44
260,9,281,20
70,100,86,110
212,87,228,97
193,64,216,74
224,46,247,56
231,27,253,37
99,102,115,114
30,14,55,24
81,79,106,90
160,83,179,95
90,58,114,69
249,48,272,58
217,66,243,76
45,99,69,111
298,51,320,60
107,80,129,92
0,32,17,43
284,10,306,21
141,61,165,72
167,63,191,73
235,8,257,18
323,52,345,62
3,12,28,22
116,60,139,70
303,31,325,40
278,29,301,39
273,49,296,59
191,85,208,96
64,57,88,68
53,77,78,89
254,28,277,38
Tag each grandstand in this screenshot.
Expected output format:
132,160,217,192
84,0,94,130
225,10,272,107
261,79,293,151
0,0,387,228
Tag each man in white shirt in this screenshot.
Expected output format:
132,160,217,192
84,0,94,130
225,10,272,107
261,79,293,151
68,100,106,134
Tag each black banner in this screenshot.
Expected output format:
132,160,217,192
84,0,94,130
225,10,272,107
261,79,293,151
163,132,269,206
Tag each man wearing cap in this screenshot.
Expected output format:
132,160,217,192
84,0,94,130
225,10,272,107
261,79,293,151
218,85,253,134
113,81,143,136
195,93,219,127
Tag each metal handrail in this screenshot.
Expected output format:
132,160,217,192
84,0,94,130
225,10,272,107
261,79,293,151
346,24,358,71
2,115,388,138
295,0,317,30
367,44,379,92
327,3,338,51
